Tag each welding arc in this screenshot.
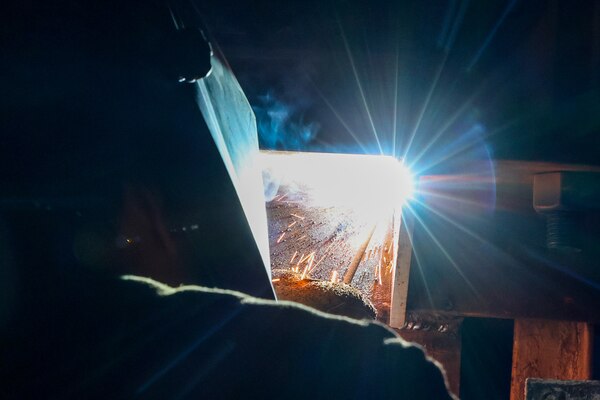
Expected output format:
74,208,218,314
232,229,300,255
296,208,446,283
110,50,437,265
343,225,376,284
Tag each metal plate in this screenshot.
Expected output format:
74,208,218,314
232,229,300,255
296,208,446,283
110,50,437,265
526,379,600,400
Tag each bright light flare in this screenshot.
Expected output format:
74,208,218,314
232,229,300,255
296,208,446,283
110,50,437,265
331,270,338,283
393,161,415,204
259,151,415,226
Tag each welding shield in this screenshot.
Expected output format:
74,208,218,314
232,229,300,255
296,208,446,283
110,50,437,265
196,51,273,288
0,0,274,300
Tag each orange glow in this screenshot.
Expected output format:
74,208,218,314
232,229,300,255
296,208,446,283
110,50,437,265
262,150,412,316
331,270,338,283
277,232,286,243
298,252,313,264
300,253,315,279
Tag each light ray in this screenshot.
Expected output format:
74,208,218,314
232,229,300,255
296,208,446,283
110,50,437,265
417,189,493,210
523,247,600,291
392,38,400,158
412,197,489,245
310,79,369,153
443,0,470,52
414,119,518,174
437,0,458,48
408,88,482,171
404,203,481,299
402,51,449,162
336,16,384,154
402,211,435,309
466,0,518,72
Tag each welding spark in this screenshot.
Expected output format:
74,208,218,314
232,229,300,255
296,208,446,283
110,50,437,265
261,151,415,314
272,278,280,282
300,253,316,280
260,152,415,225
331,270,338,283
310,239,344,274
298,252,313,264
311,253,328,270
277,232,286,243
300,265,309,279
307,253,316,272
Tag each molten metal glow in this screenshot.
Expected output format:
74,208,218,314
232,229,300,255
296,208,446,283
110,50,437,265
259,151,414,227
276,232,286,243
331,270,338,283
289,251,298,263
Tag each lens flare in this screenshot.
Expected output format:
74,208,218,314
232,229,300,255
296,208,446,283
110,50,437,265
258,151,414,227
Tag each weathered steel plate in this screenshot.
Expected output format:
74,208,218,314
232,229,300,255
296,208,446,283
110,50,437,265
526,379,600,400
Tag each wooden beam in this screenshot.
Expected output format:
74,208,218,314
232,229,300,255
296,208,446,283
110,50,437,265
510,319,593,400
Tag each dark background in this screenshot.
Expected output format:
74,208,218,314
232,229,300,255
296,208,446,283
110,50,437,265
198,0,599,174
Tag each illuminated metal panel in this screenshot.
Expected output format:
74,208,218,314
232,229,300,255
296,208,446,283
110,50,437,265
260,150,413,318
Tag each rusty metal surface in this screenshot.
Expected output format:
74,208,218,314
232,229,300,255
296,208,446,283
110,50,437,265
266,183,396,317
526,379,600,400
272,271,377,320
406,161,600,322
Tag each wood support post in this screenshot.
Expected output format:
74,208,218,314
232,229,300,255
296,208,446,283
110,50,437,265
510,319,593,400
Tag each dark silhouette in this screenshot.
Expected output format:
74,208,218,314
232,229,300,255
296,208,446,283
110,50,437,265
0,1,454,398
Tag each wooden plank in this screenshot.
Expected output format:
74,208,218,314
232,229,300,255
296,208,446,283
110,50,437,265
510,319,593,400
389,211,415,328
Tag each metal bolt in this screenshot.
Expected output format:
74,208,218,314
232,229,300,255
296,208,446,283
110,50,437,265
544,211,578,251
532,171,600,252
